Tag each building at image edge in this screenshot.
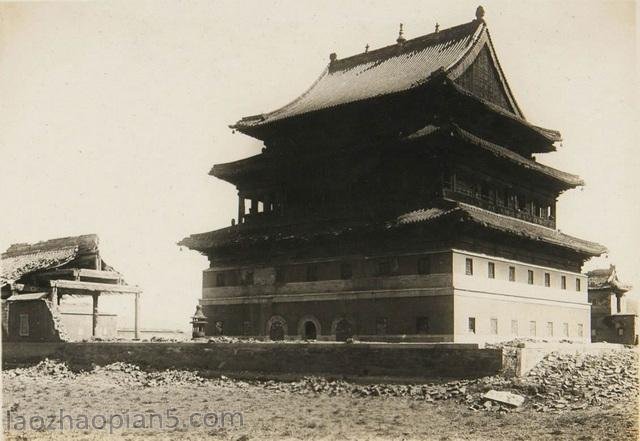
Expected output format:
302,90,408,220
180,9,606,344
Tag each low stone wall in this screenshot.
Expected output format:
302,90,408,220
512,342,629,376
2,341,502,381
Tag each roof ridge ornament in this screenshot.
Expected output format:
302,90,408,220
435,22,440,33
475,5,485,22
396,23,406,44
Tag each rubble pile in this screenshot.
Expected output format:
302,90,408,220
206,336,263,344
91,362,206,388
3,358,76,380
515,351,639,412
4,350,637,413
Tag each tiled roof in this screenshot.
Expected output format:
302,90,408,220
1,246,78,286
454,202,607,256
404,124,581,187
179,217,374,252
233,20,504,129
587,265,632,292
181,200,606,257
1,234,99,286
394,207,453,225
3,234,98,257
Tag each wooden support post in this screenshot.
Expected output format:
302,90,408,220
238,195,245,224
134,293,140,340
92,293,99,338
50,286,58,311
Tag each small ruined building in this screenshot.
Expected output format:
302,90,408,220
1,234,141,342
587,266,637,345
180,8,606,343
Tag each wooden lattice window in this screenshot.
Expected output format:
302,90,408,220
19,314,29,336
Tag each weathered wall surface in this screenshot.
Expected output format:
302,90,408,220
203,293,454,339
452,251,591,344
2,342,502,381
6,301,59,342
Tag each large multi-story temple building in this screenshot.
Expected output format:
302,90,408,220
180,8,606,343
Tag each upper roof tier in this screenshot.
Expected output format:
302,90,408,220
231,17,561,150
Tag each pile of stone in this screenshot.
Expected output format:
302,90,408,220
4,349,637,414
277,376,476,402
514,351,638,412
91,362,207,388
3,358,77,380
206,336,263,344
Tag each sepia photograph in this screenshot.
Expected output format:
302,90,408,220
1,1,638,440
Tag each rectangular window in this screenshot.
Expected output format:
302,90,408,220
577,323,584,337
416,317,429,334
417,257,431,275
216,272,226,287
376,317,388,335
468,317,476,334
562,322,569,337
19,314,29,336
529,321,536,336
275,267,285,283
340,262,353,280
591,329,597,337
544,273,551,287
241,271,254,286
306,265,318,282
465,258,473,276
490,318,498,335
618,328,624,336
487,262,495,279
576,278,581,291
378,260,391,276
546,322,554,337
511,320,518,335
561,275,567,290
527,270,534,285
508,266,516,282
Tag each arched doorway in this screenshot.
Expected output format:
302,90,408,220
304,321,317,340
297,316,321,340
333,318,354,342
266,316,287,341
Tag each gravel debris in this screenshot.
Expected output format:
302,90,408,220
4,349,637,414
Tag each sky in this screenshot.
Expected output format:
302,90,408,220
0,1,638,332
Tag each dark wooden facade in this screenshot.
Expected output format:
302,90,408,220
181,13,605,343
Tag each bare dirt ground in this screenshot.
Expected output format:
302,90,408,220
2,352,638,441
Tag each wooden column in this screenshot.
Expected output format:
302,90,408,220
92,293,99,337
134,293,140,340
50,286,58,311
238,194,245,224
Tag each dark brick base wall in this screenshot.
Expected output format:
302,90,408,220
2,342,502,381
203,295,453,339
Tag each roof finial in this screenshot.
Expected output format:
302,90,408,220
435,22,440,33
365,43,369,53
329,52,337,63
475,5,485,21
396,23,406,44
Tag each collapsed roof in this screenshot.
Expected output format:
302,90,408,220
1,234,116,287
